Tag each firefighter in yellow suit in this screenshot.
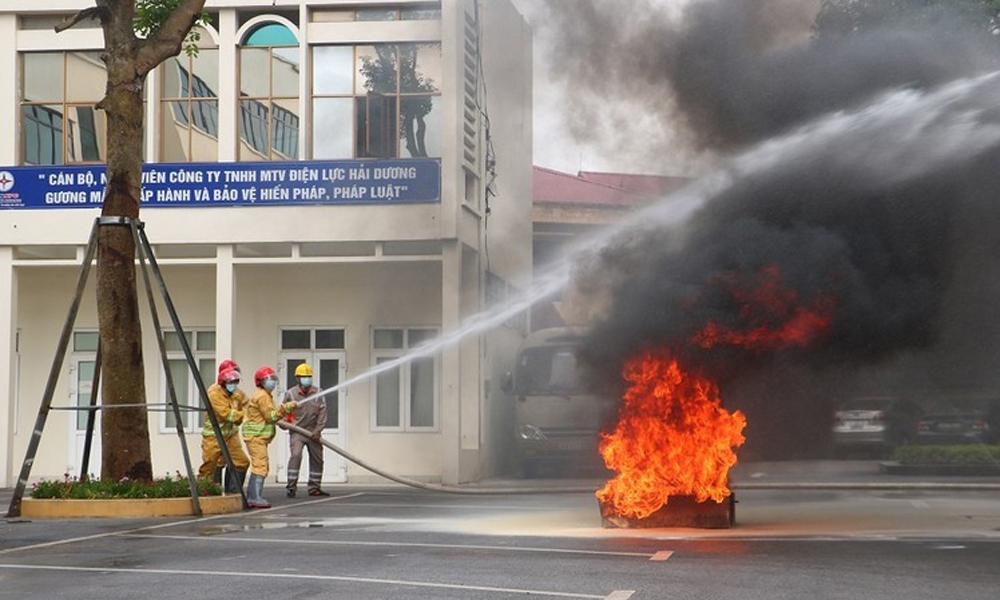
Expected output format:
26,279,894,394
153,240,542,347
198,365,250,494
242,366,296,508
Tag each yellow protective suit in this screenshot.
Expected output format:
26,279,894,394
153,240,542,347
242,387,294,477
197,383,250,479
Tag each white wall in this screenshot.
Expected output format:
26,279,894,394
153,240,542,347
234,261,445,479
0,0,533,486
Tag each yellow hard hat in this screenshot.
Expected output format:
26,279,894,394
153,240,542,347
294,363,314,377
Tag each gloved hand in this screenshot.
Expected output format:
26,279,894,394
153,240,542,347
311,431,322,442
231,410,244,424
282,401,297,412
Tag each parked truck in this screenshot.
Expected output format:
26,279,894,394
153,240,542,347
502,327,618,477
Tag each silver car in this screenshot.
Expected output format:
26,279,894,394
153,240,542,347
832,397,922,455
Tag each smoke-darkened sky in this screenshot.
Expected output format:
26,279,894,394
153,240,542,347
517,0,1000,169
515,0,1000,457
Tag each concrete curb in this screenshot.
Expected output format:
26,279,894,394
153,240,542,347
18,495,243,518
733,481,1000,491
877,461,1000,477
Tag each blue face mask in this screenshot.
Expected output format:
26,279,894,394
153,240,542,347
263,378,276,391
299,377,312,388
225,383,238,394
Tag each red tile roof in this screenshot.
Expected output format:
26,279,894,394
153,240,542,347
534,166,689,207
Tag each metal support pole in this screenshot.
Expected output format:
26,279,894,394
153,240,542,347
135,222,248,509
79,341,103,482
6,219,100,518
131,220,203,517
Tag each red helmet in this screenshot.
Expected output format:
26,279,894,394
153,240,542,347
218,359,240,374
218,368,240,386
254,366,276,387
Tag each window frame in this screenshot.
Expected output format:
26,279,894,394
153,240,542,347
312,42,442,160
19,51,116,166
159,46,221,163
370,327,440,433
237,23,301,161
158,329,216,434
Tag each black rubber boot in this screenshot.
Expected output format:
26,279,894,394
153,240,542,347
225,468,247,495
212,468,223,486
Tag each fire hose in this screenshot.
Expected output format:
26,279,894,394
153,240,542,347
278,421,596,495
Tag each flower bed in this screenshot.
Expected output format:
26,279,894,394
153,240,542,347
30,472,222,500
21,472,242,518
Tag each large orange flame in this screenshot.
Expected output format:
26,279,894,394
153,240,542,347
693,264,834,351
596,348,747,520
596,265,834,520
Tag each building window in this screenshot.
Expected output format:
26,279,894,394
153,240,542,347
161,330,216,433
160,30,219,162
239,22,300,161
312,43,442,160
20,52,109,165
372,327,438,431
313,6,441,22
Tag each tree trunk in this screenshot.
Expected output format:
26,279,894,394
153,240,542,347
98,31,152,482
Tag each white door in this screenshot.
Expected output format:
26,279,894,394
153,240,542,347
275,352,347,483
69,357,102,478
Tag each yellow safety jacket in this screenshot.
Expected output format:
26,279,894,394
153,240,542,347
201,383,247,437
242,387,292,441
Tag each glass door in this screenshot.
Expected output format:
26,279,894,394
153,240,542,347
69,356,101,478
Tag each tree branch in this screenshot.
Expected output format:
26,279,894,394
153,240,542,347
55,5,110,33
135,0,207,74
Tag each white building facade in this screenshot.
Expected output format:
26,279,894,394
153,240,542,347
0,0,533,487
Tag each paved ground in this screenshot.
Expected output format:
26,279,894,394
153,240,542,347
2,461,999,599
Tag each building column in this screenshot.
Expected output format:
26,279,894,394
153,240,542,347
440,241,461,484
459,245,482,462
216,245,235,365
217,9,238,162
0,248,17,487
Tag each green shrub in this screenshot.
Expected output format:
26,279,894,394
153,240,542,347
893,444,1000,465
31,472,222,499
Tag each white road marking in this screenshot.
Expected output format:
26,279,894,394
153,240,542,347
0,492,366,555
0,564,607,599
125,533,651,558
605,591,635,599
650,550,673,561
0,530,129,556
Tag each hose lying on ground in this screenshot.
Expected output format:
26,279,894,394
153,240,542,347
279,421,597,495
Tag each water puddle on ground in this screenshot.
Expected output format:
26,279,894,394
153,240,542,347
198,517,402,536
199,522,290,536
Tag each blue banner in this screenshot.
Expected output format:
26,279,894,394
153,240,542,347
0,159,441,210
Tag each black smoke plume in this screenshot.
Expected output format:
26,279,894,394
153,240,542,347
538,1,1000,457
538,0,1000,151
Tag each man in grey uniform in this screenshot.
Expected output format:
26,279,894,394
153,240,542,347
284,363,329,497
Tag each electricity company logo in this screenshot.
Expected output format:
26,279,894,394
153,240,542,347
0,171,14,192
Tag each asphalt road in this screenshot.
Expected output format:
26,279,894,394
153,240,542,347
2,461,999,599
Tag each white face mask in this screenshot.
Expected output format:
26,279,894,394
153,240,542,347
263,378,276,391
225,383,238,394
298,377,312,388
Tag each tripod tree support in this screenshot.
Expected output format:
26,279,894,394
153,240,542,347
5,217,246,517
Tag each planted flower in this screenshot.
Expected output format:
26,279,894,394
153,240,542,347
30,471,222,500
